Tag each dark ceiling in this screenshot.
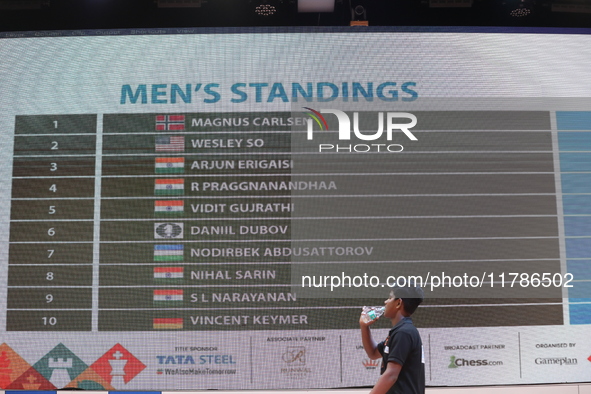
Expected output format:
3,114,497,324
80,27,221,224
0,0,591,32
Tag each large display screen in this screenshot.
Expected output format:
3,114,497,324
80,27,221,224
0,28,590,390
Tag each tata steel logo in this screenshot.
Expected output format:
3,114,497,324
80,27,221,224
156,355,236,365
304,108,417,153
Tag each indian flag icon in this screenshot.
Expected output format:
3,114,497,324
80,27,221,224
154,266,184,280
155,157,185,174
155,200,184,216
153,318,183,330
154,289,183,304
155,179,184,195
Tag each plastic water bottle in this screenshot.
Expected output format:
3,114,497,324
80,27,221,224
361,306,385,323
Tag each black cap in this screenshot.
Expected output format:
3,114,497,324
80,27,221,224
392,282,424,301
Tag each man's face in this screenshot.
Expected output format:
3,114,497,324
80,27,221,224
383,291,401,318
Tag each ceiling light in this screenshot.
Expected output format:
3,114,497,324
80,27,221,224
510,6,531,15
504,0,535,16
255,3,277,16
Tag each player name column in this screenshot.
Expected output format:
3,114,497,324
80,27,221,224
7,115,97,331
98,112,303,330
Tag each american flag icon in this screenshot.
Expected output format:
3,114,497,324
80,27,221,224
155,136,185,152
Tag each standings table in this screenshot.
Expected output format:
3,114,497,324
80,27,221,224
7,110,589,331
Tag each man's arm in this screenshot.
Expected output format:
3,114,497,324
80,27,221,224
359,315,381,360
370,361,402,394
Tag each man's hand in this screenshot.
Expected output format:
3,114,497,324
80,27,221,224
360,313,381,359
359,311,381,328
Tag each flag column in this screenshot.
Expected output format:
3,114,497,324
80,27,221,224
6,115,97,331
99,114,189,330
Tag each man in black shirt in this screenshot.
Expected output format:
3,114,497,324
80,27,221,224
359,284,425,394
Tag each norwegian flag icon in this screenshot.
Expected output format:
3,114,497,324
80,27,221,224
156,115,185,131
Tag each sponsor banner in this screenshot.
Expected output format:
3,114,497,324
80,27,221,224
249,332,339,389
340,329,390,388
0,326,590,390
429,328,519,386
0,333,247,390
151,338,242,389
519,325,591,383
0,342,145,391
0,336,244,390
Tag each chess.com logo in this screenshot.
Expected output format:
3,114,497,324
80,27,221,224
448,355,503,368
304,108,417,153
